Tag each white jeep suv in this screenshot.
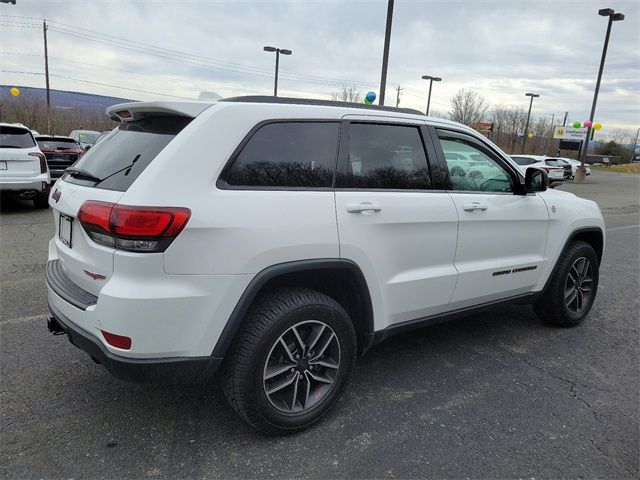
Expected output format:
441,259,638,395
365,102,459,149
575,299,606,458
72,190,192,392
46,97,605,434
1,123,51,208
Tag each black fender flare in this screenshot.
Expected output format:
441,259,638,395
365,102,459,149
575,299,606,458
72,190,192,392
210,258,374,359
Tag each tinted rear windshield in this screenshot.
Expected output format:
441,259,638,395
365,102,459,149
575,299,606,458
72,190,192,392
37,138,79,150
511,156,532,165
64,115,191,191
0,126,36,148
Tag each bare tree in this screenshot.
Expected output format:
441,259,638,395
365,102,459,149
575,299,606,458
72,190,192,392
0,97,115,134
331,86,363,104
448,89,489,126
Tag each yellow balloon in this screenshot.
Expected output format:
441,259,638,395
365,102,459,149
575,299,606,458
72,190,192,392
593,122,602,131
9,87,20,97
527,133,534,139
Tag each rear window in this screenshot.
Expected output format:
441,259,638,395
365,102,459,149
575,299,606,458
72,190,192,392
511,156,535,165
65,115,191,191
37,138,79,150
545,160,561,167
0,126,36,149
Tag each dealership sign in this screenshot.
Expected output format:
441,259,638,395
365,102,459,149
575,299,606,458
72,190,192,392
553,126,588,140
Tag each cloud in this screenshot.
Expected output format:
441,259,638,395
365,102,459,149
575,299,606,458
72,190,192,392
1,0,638,134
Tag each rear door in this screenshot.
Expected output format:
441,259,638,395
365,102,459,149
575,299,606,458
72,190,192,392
50,115,191,296
432,128,549,309
335,120,459,329
0,126,40,176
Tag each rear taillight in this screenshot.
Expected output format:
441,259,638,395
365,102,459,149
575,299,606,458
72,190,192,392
77,201,191,252
30,152,47,173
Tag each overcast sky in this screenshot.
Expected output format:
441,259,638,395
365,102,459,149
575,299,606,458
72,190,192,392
1,0,638,135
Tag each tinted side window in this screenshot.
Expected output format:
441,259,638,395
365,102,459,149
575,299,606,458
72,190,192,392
225,122,339,188
344,123,431,189
438,136,513,192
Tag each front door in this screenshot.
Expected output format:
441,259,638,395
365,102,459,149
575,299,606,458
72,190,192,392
432,128,550,310
335,121,459,330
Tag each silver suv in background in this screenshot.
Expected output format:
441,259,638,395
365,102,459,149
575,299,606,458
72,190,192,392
69,129,101,150
0,123,50,209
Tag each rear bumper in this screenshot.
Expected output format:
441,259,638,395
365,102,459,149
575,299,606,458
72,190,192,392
0,174,50,192
48,301,222,383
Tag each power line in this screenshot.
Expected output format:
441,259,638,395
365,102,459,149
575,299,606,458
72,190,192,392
1,15,384,89
0,70,195,100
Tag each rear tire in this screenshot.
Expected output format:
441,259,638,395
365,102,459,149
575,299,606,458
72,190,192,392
222,287,356,435
33,193,49,209
534,240,599,327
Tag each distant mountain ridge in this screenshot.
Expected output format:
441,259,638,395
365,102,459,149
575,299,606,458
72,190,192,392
0,85,134,113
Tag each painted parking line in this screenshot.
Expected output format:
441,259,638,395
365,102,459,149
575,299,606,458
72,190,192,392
606,224,640,232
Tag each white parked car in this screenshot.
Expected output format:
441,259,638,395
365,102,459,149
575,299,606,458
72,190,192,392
46,97,605,434
556,157,591,178
0,122,51,208
510,155,566,181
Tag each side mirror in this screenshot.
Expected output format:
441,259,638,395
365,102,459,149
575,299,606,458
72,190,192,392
525,167,548,193
83,145,92,151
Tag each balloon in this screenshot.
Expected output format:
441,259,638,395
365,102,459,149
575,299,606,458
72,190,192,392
572,121,581,128
593,122,602,131
583,120,592,128
364,98,373,105
9,87,20,97
527,133,534,139
365,91,376,103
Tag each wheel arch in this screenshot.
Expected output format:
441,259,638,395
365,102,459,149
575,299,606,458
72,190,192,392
540,226,604,296
211,259,375,359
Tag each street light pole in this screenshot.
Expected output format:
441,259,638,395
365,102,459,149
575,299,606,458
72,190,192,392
577,8,625,182
378,0,394,106
421,75,442,115
263,46,292,97
521,92,539,153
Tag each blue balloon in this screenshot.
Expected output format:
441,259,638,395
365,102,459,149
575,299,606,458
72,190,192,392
365,91,376,102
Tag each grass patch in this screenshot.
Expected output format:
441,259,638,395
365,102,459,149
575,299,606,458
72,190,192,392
591,163,640,174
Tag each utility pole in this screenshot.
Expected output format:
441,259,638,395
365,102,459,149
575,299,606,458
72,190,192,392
378,0,394,106
395,84,402,107
549,113,555,155
521,92,540,153
630,127,640,163
562,111,568,126
43,19,51,133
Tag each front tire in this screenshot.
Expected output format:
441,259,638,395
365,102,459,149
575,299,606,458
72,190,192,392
534,240,599,327
222,288,356,435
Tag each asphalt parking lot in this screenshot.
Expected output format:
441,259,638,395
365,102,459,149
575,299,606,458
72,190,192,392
1,170,638,479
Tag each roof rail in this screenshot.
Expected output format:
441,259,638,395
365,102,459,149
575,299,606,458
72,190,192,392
219,95,425,116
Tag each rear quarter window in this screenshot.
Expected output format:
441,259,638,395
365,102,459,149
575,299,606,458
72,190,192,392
0,126,36,148
65,115,191,191
222,122,340,188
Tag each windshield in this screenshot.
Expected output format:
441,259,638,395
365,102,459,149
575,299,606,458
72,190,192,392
37,138,80,150
0,126,36,148
65,115,191,191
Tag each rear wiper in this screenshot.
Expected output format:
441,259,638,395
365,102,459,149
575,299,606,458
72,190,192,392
65,167,102,183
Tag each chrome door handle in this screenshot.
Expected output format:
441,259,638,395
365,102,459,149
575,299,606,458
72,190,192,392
346,202,382,214
463,202,488,211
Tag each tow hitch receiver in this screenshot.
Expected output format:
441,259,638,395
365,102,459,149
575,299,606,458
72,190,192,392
47,316,66,335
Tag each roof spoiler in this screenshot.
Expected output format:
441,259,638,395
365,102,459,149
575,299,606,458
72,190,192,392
106,101,214,122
